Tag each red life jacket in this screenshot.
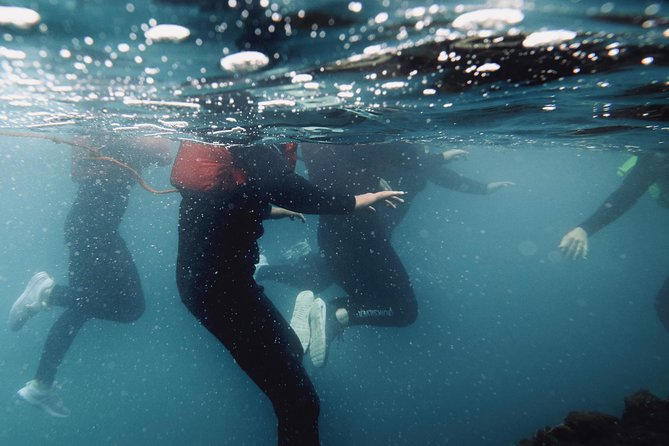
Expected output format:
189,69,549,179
170,140,298,193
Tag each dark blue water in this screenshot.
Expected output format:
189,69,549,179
1,0,668,445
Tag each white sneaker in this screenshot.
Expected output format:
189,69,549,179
290,290,314,353
308,298,343,368
17,380,71,418
8,272,54,331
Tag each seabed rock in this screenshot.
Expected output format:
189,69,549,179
519,390,669,445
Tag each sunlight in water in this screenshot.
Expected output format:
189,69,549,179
0,6,41,29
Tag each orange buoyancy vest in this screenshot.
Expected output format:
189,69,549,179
170,140,298,193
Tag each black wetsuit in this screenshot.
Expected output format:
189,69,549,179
35,143,153,386
579,152,669,333
175,145,354,446
259,142,488,327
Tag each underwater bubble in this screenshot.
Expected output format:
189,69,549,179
0,6,41,29
348,2,362,13
452,8,524,31
374,12,389,24
291,74,313,83
0,46,26,60
144,24,191,42
258,99,296,108
476,63,500,72
220,51,270,73
381,81,407,90
522,30,577,48
518,240,538,257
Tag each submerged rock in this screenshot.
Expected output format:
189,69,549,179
519,390,669,446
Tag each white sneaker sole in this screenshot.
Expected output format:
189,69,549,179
17,385,70,418
290,290,314,353
8,272,54,332
309,298,327,368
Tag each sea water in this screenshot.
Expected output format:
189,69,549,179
0,1,668,445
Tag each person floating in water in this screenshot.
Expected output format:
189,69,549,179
257,142,514,368
559,151,669,333
171,140,405,446
8,134,172,417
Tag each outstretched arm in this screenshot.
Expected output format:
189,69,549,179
559,153,664,260
354,190,406,212
269,206,306,222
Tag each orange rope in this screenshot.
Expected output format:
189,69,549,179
0,130,177,195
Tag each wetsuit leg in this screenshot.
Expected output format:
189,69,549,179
34,309,88,386
35,230,145,385
318,216,417,327
51,232,145,322
654,274,669,334
178,273,320,446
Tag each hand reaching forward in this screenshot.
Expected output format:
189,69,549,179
442,149,469,162
559,227,589,259
269,206,306,222
486,181,516,193
354,190,406,212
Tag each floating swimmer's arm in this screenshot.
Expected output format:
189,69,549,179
560,152,662,259
268,206,306,222
579,153,660,236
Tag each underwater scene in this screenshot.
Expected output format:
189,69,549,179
0,0,668,445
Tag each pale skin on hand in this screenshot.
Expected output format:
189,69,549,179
486,181,516,193
441,149,469,162
269,206,306,222
354,190,406,212
558,227,589,260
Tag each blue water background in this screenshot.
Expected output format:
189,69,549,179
1,0,668,445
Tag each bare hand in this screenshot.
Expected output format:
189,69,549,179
378,177,392,191
486,181,516,193
269,206,306,222
559,227,589,260
442,149,469,162
354,190,406,212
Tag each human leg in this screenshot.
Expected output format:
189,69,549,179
52,233,145,323
16,308,87,418
34,309,89,387
307,219,417,367
179,274,320,446
318,219,417,328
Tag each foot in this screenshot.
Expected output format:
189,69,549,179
290,290,315,353
308,298,344,368
17,380,71,418
8,272,54,331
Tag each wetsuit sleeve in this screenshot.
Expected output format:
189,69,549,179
267,171,356,215
579,154,661,235
427,167,489,194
